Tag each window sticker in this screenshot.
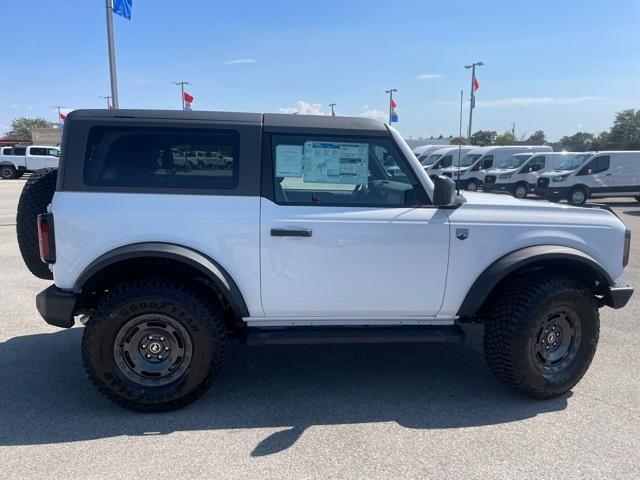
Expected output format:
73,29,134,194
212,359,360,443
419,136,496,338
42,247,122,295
275,144,303,177
302,141,369,185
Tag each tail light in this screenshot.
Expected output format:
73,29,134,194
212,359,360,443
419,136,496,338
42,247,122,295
623,229,631,267
37,213,56,263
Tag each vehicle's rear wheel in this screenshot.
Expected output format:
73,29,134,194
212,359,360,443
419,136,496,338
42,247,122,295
16,168,57,279
513,182,529,199
466,179,479,192
82,277,227,412
483,274,599,399
1,165,17,179
568,186,588,206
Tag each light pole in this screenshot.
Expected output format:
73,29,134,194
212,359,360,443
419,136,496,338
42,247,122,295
99,96,113,109
464,61,484,140
385,89,397,124
104,0,119,108
172,81,191,110
329,103,336,116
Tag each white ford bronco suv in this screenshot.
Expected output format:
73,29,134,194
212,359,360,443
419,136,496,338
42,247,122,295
17,110,633,412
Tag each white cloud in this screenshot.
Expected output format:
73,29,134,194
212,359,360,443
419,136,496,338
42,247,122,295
435,96,606,108
359,105,386,122
225,58,256,65
417,74,442,80
10,105,19,109
279,101,325,115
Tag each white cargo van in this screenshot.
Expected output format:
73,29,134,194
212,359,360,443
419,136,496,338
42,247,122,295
0,145,60,179
422,146,476,177
537,151,640,205
441,145,552,191
412,144,447,158
484,151,579,198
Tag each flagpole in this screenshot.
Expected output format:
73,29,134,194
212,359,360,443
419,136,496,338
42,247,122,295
105,0,119,109
464,61,483,140
385,88,397,124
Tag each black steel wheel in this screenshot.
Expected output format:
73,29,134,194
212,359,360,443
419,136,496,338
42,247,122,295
114,314,193,387
1,165,16,179
83,277,226,412
531,308,582,375
484,274,599,399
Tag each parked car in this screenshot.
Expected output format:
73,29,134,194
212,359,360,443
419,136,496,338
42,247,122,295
0,145,60,179
537,151,640,205
441,145,553,191
422,146,476,177
484,152,581,198
18,109,632,412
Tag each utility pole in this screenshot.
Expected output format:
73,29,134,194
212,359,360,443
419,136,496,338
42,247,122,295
99,96,113,109
385,88,397,124
464,61,484,140
329,103,336,116
172,81,191,110
104,0,119,108
511,122,516,139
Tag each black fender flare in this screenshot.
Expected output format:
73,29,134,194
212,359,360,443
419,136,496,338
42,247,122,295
73,242,249,317
456,245,613,317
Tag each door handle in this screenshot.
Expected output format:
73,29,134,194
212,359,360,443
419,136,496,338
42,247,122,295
605,173,612,176
271,228,313,237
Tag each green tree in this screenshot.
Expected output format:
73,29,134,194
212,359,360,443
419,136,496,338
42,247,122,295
559,132,594,152
6,117,53,142
494,131,516,145
526,130,546,144
470,130,497,146
607,109,640,150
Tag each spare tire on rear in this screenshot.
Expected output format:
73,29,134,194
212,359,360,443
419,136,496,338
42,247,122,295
16,168,58,279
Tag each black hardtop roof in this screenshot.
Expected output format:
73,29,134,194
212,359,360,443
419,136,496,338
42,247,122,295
68,109,388,132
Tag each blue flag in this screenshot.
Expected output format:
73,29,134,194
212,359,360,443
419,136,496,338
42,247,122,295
390,113,398,123
113,0,132,20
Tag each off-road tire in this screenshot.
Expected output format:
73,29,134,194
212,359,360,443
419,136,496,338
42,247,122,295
483,274,599,399
568,186,588,206
16,168,57,279
1,164,17,179
82,277,227,412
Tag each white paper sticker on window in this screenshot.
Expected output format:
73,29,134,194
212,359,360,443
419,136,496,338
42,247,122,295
302,141,369,185
275,145,303,177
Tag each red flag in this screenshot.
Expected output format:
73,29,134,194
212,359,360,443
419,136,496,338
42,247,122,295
473,76,480,91
59,113,67,122
183,91,194,103
390,98,397,109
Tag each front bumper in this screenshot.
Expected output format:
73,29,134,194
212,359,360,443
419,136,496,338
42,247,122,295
601,281,634,309
536,184,570,200
36,285,77,328
483,181,516,194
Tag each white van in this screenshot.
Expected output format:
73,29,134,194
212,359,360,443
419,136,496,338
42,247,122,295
484,151,578,198
422,146,476,177
537,151,640,205
0,145,60,179
412,144,448,158
441,145,553,191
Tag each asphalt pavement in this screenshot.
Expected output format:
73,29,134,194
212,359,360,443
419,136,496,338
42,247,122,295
0,178,638,479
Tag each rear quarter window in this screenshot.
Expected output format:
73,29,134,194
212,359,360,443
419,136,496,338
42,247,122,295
83,126,239,189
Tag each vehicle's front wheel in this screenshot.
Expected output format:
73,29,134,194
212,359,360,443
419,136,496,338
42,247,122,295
513,182,529,199
568,186,588,206
82,277,226,412
483,274,599,399
466,179,479,192
1,165,16,179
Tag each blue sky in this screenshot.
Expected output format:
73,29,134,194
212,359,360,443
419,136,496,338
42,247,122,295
0,0,638,140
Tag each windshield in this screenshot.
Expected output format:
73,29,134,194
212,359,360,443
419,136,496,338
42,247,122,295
499,154,531,169
421,153,443,166
556,153,592,170
458,154,482,168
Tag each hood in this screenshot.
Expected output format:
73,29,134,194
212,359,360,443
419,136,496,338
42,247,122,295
460,191,563,208
443,166,470,173
487,168,517,174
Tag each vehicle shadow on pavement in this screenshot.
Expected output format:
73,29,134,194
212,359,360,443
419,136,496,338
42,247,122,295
0,327,569,456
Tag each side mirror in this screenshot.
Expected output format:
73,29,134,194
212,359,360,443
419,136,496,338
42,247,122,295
587,168,592,175
432,175,456,206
